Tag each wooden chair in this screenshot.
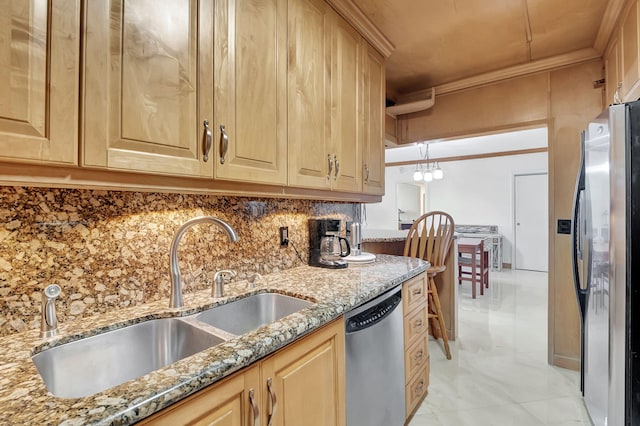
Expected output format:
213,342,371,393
458,239,489,298
403,211,455,360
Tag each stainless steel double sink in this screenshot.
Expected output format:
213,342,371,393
32,292,313,398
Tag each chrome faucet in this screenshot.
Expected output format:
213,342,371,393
40,284,61,338
169,216,238,308
247,273,263,289
213,270,237,297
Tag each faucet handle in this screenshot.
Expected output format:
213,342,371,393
212,270,237,297
247,273,263,289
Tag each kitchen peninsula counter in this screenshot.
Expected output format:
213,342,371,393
0,255,427,425
361,229,459,341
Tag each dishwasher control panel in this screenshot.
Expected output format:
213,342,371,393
346,291,401,333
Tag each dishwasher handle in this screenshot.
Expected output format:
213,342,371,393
346,290,402,333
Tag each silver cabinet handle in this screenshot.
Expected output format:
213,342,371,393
327,154,333,180
364,164,370,182
412,287,422,296
219,124,229,164
267,377,277,426
202,120,212,162
334,154,339,180
249,388,259,426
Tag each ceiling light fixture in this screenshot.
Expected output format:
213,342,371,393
411,143,442,183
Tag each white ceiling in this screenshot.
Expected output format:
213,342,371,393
385,127,548,163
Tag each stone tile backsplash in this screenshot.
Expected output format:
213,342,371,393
0,187,357,337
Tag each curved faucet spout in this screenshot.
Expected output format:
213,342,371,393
169,216,238,308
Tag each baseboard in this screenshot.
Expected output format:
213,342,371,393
502,263,512,269
551,354,580,371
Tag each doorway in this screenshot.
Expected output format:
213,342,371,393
514,173,548,271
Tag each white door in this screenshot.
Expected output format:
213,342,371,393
514,173,548,271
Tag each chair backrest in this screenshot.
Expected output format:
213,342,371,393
403,211,455,267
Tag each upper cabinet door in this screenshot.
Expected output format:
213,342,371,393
330,13,361,193
214,0,287,185
0,0,79,165
362,44,385,196
287,0,332,190
82,0,213,178
621,0,640,102
605,37,621,107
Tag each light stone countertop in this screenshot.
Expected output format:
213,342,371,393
361,228,409,242
0,254,427,425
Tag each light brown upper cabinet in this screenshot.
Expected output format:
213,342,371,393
288,1,364,192
330,13,362,193
287,0,333,189
213,0,288,185
605,36,621,107
362,43,385,196
2,0,388,198
621,0,640,102
0,0,79,165
82,0,214,178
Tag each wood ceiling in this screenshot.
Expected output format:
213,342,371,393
352,0,614,100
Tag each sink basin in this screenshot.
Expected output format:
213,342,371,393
32,318,224,398
195,293,313,335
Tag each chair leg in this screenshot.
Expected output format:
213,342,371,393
427,291,439,339
428,275,451,360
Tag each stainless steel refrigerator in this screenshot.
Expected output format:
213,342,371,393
572,101,640,425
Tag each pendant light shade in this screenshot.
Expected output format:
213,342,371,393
433,162,444,180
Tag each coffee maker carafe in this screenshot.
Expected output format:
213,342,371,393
308,219,350,268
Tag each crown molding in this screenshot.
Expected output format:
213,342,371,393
326,0,395,58
398,48,601,102
594,0,628,53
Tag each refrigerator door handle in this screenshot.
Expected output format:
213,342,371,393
572,136,588,321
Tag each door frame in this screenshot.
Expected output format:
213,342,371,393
512,171,548,271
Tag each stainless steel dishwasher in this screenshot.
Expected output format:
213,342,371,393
345,286,405,426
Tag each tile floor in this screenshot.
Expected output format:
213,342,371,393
409,269,593,425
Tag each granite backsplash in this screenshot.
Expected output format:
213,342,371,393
0,187,358,337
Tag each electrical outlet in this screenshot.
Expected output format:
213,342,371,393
279,226,289,246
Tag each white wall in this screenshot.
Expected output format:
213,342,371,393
365,152,548,264
397,183,422,223
364,166,410,229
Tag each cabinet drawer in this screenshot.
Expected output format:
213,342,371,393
405,364,429,418
404,304,428,348
403,274,427,314
405,333,428,383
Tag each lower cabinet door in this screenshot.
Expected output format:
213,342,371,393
138,365,261,426
260,319,346,426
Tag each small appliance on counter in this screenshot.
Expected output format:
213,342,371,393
344,221,377,265
308,219,350,269
349,221,362,256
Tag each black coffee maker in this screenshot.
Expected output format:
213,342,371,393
308,219,351,269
